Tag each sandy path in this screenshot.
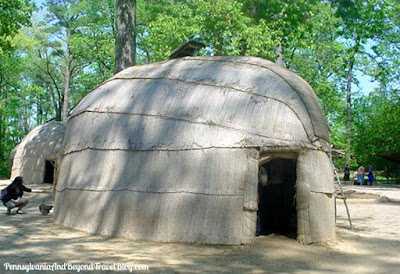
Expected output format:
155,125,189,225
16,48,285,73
0,180,399,273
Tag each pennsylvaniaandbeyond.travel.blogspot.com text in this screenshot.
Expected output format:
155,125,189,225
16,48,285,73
3,262,149,272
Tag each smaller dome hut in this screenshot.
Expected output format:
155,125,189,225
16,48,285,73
11,121,66,185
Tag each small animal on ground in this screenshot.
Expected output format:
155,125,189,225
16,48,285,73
39,199,53,215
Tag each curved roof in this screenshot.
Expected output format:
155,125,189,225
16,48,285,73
11,121,66,184
65,56,329,154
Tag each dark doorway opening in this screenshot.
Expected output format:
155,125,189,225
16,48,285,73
258,158,297,238
44,160,55,184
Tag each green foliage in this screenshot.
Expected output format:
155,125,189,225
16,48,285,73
138,1,200,61
243,0,318,44
364,2,400,94
331,0,388,39
192,0,269,56
325,0,396,165
139,0,319,62
352,92,400,168
137,0,277,61
23,0,116,119
0,47,32,177
0,0,399,177
68,0,115,100
0,0,35,50
0,0,115,176
286,2,346,117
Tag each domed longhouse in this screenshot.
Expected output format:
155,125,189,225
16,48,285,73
53,56,335,245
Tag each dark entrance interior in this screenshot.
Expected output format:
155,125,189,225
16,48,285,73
258,158,297,238
44,160,55,184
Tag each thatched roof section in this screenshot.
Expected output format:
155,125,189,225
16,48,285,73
67,56,329,155
11,121,65,184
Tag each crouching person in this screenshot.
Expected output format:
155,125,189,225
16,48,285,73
1,176,42,214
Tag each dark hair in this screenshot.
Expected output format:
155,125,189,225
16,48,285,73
9,176,23,189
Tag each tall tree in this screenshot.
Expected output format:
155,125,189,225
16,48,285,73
70,0,115,95
43,0,115,121
21,0,115,122
3,0,400,177
365,0,400,95
329,0,388,165
286,1,346,118
0,0,34,177
44,0,84,122
243,0,318,66
114,0,136,73
24,25,65,122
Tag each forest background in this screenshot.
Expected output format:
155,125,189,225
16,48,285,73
0,0,399,179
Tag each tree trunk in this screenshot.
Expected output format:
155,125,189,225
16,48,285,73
275,43,284,67
62,61,70,123
62,31,71,123
0,87,4,166
345,41,360,165
114,0,136,74
345,57,354,165
275,7,286,67
36,94,44,125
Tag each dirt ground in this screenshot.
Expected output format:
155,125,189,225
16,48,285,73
0,179,399,273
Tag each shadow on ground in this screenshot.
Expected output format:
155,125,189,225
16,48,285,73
1,181,399,273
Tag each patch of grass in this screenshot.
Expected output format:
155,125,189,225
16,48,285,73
375,175,399,184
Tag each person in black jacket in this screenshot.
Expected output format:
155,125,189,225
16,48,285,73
1,176,42,214
343,164,350,182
